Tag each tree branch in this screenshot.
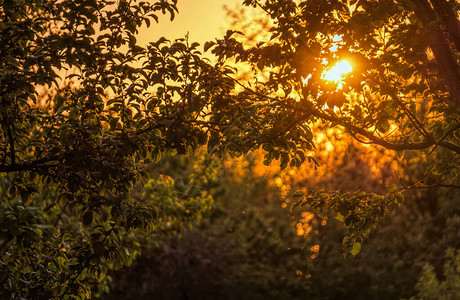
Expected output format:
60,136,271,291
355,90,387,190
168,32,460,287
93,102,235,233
218,66,460,154
429,122,460,154
308,108,460,154
0,156,60,173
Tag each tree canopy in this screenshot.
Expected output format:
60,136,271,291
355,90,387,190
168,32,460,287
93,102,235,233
206,0,460,252
0,0,459,298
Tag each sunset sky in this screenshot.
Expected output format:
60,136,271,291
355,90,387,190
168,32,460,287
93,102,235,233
139,0,242,45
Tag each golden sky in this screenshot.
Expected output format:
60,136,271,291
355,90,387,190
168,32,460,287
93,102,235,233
139,0,241,45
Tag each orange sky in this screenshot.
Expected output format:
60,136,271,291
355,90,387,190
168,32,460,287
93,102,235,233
139,0,241,46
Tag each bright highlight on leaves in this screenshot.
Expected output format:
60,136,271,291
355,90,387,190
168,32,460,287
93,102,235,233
322,60,352,82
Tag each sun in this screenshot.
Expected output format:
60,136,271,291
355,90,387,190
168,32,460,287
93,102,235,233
322,60,352,82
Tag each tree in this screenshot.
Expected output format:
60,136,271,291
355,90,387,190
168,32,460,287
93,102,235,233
205,0,460,252
0,0,222,298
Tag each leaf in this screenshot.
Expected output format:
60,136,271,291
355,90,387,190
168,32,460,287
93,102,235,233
297,150,306,163
79,268,88,280
98,271,105,282
7,186,17,197
308,156,319,169
351,242,362,256
335,212,345,222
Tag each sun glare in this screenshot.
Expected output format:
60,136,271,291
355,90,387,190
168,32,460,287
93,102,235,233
322,60,352,82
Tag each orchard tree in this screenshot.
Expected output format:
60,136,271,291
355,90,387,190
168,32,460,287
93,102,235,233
205,0,460,253
0,0,226,298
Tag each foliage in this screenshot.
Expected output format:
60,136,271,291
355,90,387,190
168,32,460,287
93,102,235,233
0,154,214,298
1,0,460,298
103,142,460,299
205,0,460,253
0,0,231,297
411,248,460,300
307,183,460,299
104,152,315,300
